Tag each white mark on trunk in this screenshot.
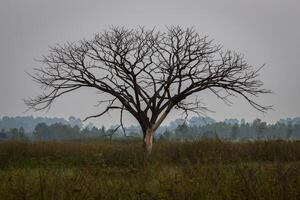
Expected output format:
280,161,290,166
144,127,153,154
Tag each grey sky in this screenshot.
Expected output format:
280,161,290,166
0,0,299,127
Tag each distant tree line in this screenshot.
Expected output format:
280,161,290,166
0,116,83,133
0,123,112,141
0,116,300,141
158,118,300,141
0,127,27,140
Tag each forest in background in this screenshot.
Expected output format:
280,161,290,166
0,116,300,141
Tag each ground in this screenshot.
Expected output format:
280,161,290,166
0,139,299,199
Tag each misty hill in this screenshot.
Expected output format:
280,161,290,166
1,115,300,140
278,117,300,125
0,116,83,133
117,116,216,136
117,117,300,140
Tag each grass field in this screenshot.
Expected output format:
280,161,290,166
0,139,299,199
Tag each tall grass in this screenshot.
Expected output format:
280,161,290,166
0,139,299,199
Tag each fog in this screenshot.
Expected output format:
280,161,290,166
0,0,299,127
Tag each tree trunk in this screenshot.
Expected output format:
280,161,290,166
143,127,154,155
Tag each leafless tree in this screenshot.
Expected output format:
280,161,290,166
25,26,271,154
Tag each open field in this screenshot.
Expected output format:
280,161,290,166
0,139,300,199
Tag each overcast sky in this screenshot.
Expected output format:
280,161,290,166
0,0,299,127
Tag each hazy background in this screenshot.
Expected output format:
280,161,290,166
0,0,299,127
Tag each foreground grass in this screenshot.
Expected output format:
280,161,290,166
0,139,299,199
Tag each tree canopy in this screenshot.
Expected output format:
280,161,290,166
25,26,271,153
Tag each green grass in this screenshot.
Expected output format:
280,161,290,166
0,139,300,199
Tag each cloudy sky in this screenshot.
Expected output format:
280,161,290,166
0,0,299,126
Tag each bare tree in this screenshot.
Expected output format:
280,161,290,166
25,26,271,154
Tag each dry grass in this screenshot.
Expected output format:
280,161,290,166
0,139,299,199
